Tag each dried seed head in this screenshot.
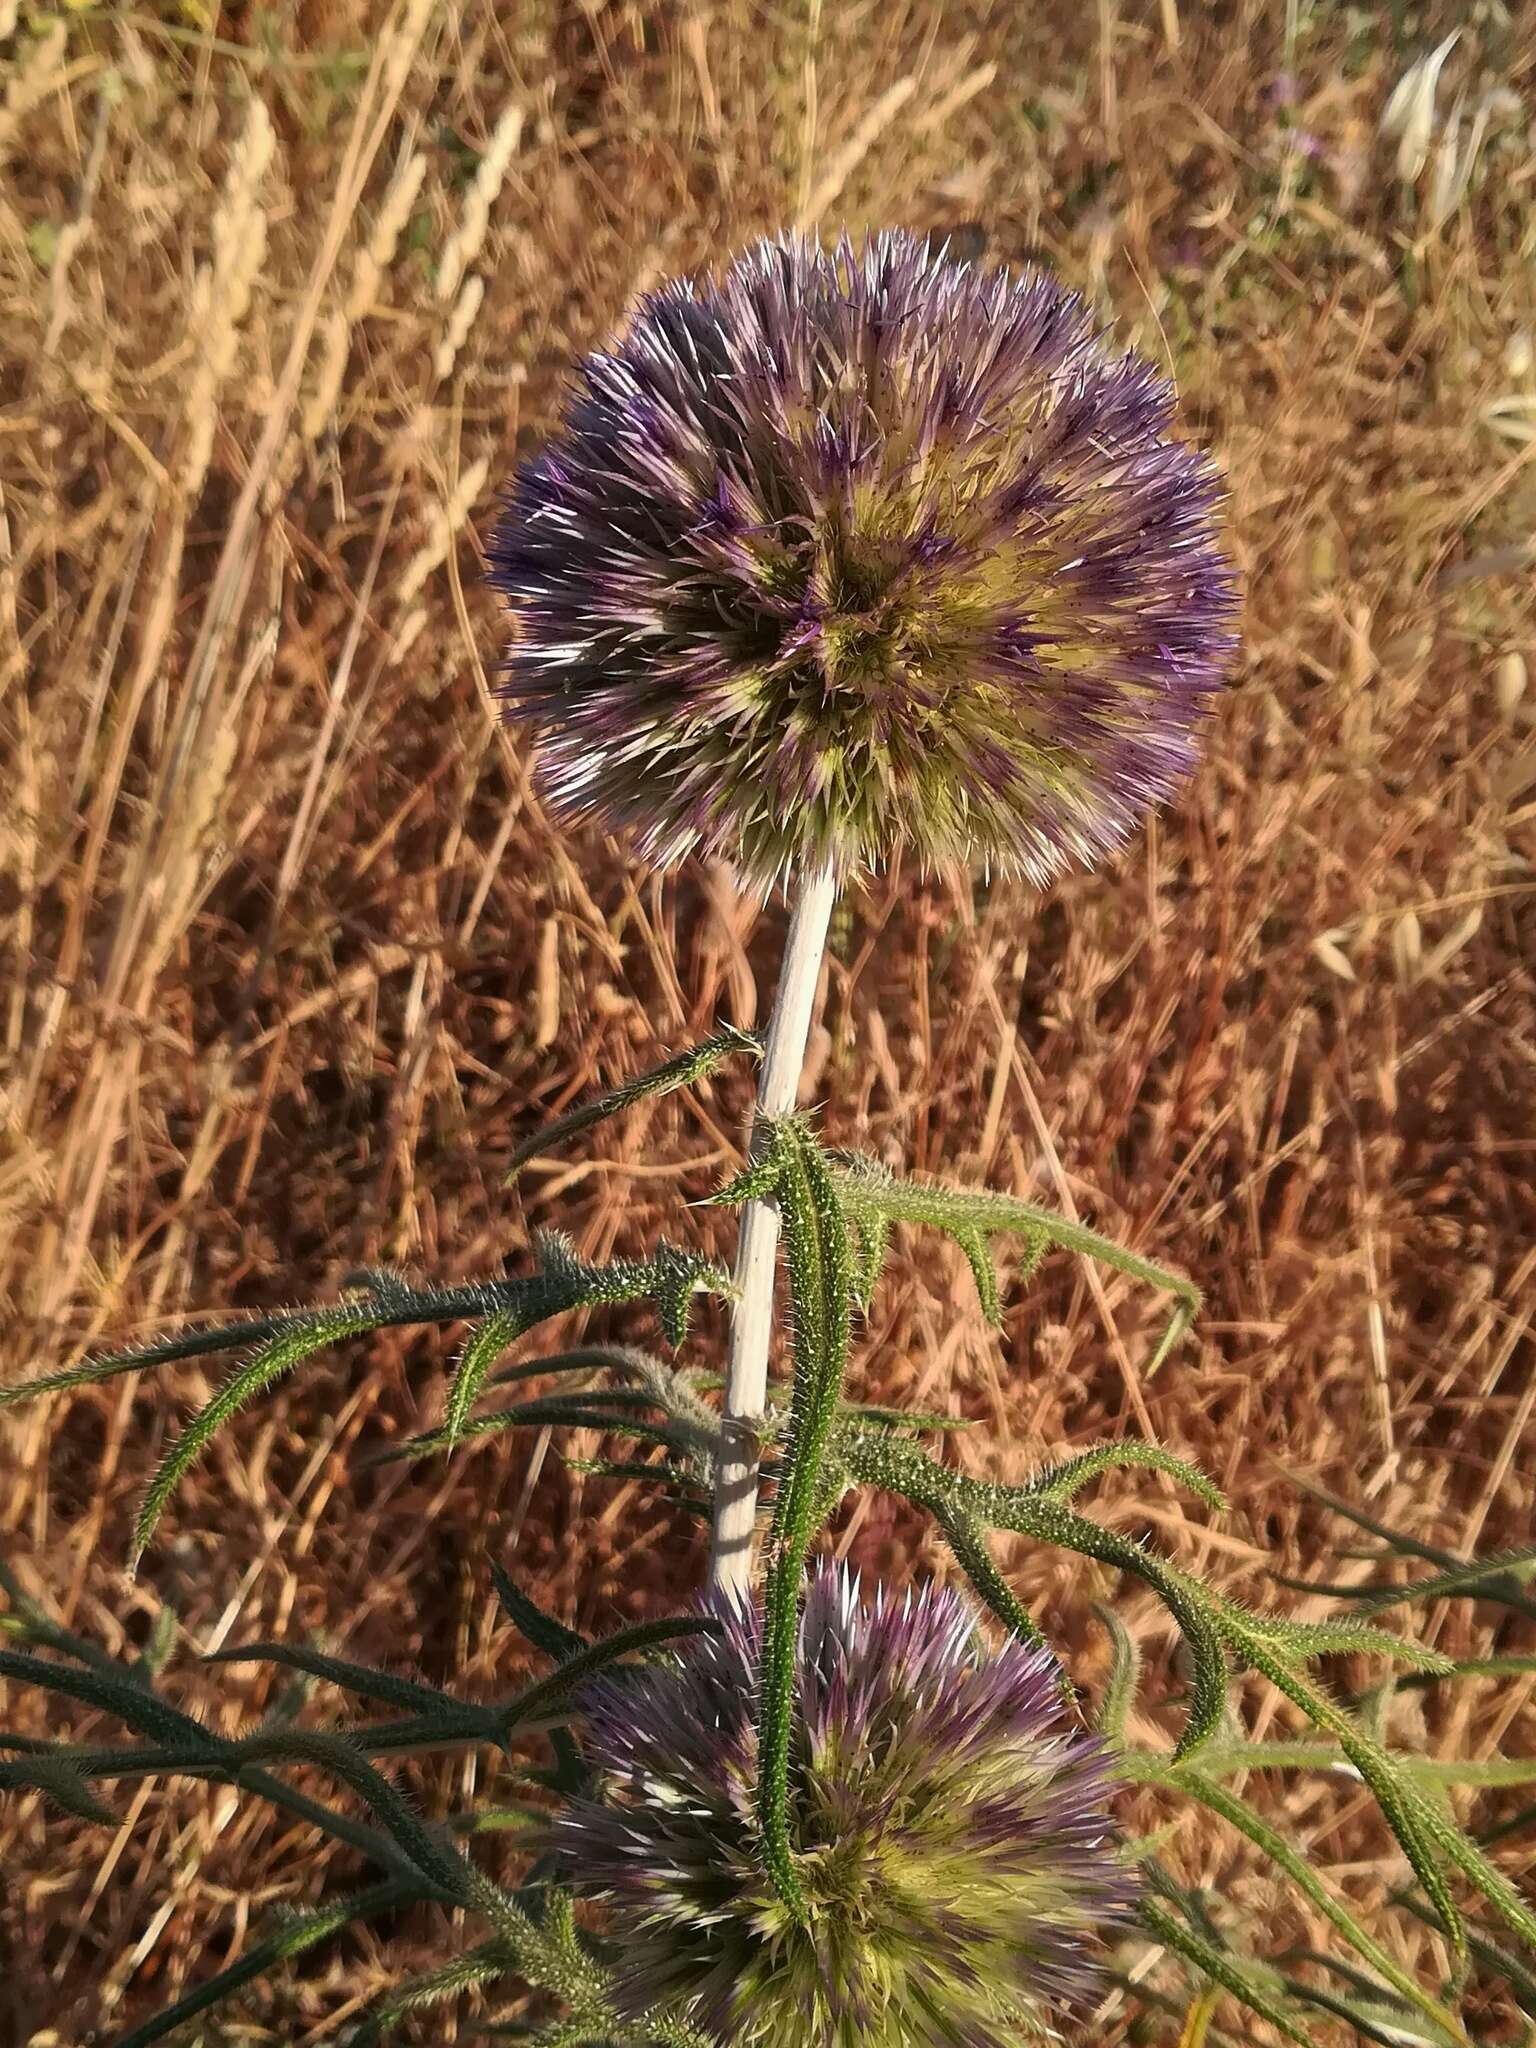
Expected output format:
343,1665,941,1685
1380,31,1460,184
490,230,1237,889
557,1564,1134,2046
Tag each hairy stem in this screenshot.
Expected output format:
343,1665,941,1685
709,864,836,1596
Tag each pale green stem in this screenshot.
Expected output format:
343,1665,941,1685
708,864,837,1597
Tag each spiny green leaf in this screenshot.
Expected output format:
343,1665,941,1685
934,1506,1055,1662
1166,1770,1471,2044
848,1206,891,1310
3,1255,732,1425
1013,1221,1050,1288
1224,1625,1469,1957
0,1558,131,1681
137,1603,178,1680
1234,1617,1454,1674
6,1755,118,1824
488,1346,628,1388
489,1565,586,1663
1029,1439,1226,1512
488,1346,720,1452
0,1647,211,1748
109,1878,421,2048
838,1399,972,1432
1344,1548,1536,1618
0,1724,456,1882
0,1310,307,1408
1425,1795,1536,1952
562,1456,707,1509
382,1395,698,1466
443,1308,527,1445
1160,1738,1536,1793
501,1401,698,1456
1277,1976,1462,2048
454,1865,609,2012
385,1251,727,1464
504,1025,760,1184
352,1940,521,2044
500,1615,723,1735
1298,1485,1536,1625
840,1435,1230,1757
133,1310,375,1559
753,1118,855,1926
1095,1604,1142,1741
1139,1899,1320,2047
1397,1905,1536,2019
1418,1653,1536,1683
1016,1499,1228,1759
652,1243,712,1347
950,1225,1001,1324
204,1641,468,1717
486,1568,588,1790
527,1343,720,1448
245,1728,466,1893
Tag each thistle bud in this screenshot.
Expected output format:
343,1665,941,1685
557,1565,1133,2045
491,231,1237,890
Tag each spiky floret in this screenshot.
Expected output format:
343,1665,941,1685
556,1564,1133,2046
489,229,1237,889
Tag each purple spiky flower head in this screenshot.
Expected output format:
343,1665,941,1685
489,229,1237,890
557,1564,1134,2046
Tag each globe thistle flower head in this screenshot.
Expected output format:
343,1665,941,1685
557,1565,1134,2047
490,229,1237,889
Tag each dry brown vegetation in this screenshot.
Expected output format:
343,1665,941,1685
1,0,1534,2041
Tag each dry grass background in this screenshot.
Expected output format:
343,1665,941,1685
1,0,1534,2041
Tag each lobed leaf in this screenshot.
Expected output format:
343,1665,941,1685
0,1310,309,1409
245,1728,467,1893
1222,1626,1469,1956
1233,1617,1455,1674
842,1434,1230,1757
830,1156,1201,1372
1276,1976,1463,2048
848,1206,891,1310
10,1248,730,1557
7,1754,118,1825
1298,1486,1536,1626
499,1615,722,1736
839,1399,973,1432
0,1557,135,1682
